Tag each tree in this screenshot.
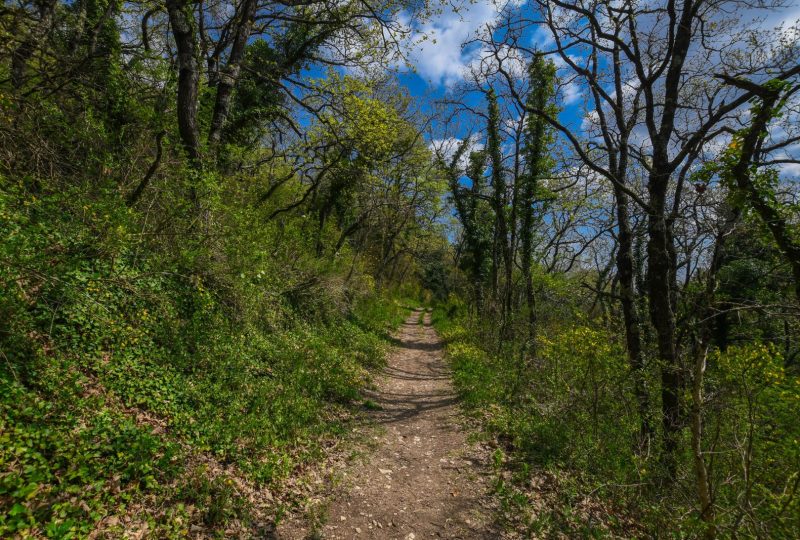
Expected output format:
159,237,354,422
484,0,800,472
486,87,513,324
520,53,556,348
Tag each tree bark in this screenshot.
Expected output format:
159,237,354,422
127,130,166,206
688,206,740,540
10,0,58,90
520,183,537,347
614,186,652,448
166,0,201,164
487,89,512,330
646,167,681,476
207,0,257,147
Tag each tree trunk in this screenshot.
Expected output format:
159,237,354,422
11,0,58,90
647,169,681,476
520,194,537,348
127,130,166,206
487,89,511,331
690,340,715,539
614,186,652,449
507,137,521,335
688,206,739,540
208,0,257,147
166,0,201,164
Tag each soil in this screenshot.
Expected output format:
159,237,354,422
277,309,499,539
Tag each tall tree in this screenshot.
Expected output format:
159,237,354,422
485,0,800,471
486,88,513,325
165,0,201,163
520,54,556,348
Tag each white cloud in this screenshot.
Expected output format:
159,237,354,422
429,136,484,168
400,2,502,87
581,110,600,133
530,24,555,49
562,82,581,105
779,162,800,177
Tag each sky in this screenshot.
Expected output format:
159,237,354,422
382,0,800,177
400,0,800,115
394,0,800,91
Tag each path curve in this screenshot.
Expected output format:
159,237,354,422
279,309,497,539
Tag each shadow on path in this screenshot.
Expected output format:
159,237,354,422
276,308,499,540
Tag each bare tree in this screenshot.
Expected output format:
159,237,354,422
481,0,800,472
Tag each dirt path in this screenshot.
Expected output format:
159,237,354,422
278,309,498,539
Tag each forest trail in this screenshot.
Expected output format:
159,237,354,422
279,309,498,539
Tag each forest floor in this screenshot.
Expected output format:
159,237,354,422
277,309,500,539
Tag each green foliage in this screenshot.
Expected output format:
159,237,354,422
705,344,800,537
0,368,181,537
7,1,796,538
0,217,406,535
223,41,286,145
436,302,634,470
523,53,558,179
447,146,493,298
0,0,443,536
433,296,641,536
435,281,800,538
0,133,417,536
692,83,800,240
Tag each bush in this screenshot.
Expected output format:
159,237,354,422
434,294,800,538
0,179,412,536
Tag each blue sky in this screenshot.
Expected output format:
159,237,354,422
382,0,585,157
383,0,800,176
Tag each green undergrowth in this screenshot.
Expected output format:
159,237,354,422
432,301,642,538
1,301,408,538
433,296,800,538
1,295,408,537
0,185,413,537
